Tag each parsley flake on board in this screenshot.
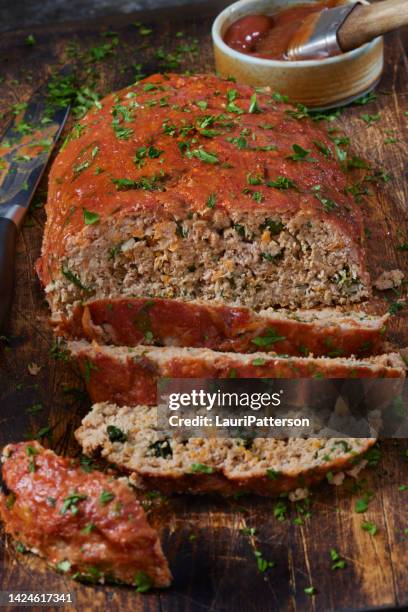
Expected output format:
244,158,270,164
304,586,317,596
330,548,346,570
362,521,378,536
254,550,275,572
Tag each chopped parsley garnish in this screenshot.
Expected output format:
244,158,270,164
252,191,264,203
16,542,28,554
112,174,164,191
266,469,281,480
288,144,316,162
6,493,16,510
134,145,163,167
252,358,266,366
83,359,98,384
312,185,339,213
80,455,96,473
207,193,216,208
147,439,172,459
134,571,153,593
313,140,331,158
26,445,38,473
266,176,295,190
190,463,213,474
73,145,99,176
347,156,369,170
57,560,71,573
226,89,243,114
247,173,263,185
226,135,248,150
83,208,100,225
60,490,87,515
251,328,286,347
72,567,102,584
81,523,96,534
107,425,127,443
187,147,219,164
99,490,115,505
61,266,92,293
272,92,289,103
261,218,284,234
248,93,260,114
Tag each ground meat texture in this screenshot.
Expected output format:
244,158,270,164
75,403,376,497
36,73,370,323
0,442,171,589
60,298,388,358
374,269,405,291
69,341,405,407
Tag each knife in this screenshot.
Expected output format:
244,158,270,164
0,79,70,329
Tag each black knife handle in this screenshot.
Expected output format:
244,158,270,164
0,218,17,330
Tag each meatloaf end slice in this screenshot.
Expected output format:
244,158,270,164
60,297,388,358
0,441,171,588
75,403,376,497
68,341,406,407
37,74,370,323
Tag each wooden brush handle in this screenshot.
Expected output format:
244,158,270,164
338,0,408,51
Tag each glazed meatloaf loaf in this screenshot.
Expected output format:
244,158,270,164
64,298,388,358
0,441,171,588
75,403,376,497
69,341,405,407
37,73,371,330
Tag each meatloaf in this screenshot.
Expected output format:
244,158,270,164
0,441,171,588
69,341,405,407
75,403,376,497
62,298,388,358
37,73,371,326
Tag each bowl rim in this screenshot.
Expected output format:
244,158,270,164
212,0,382,68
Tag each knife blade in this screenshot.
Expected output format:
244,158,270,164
0,79,70,329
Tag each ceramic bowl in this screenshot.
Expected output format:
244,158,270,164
212,0,384,109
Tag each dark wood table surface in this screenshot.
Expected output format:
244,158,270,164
0,2,407,610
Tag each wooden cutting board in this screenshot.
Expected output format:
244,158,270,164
0,2,407,610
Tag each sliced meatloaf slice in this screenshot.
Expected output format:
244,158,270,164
37,73,371,325
75,403,376,497
69,341,405,407
61,298,388,358
0,441,171,588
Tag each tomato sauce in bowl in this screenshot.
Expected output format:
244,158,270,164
223,0,341,60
